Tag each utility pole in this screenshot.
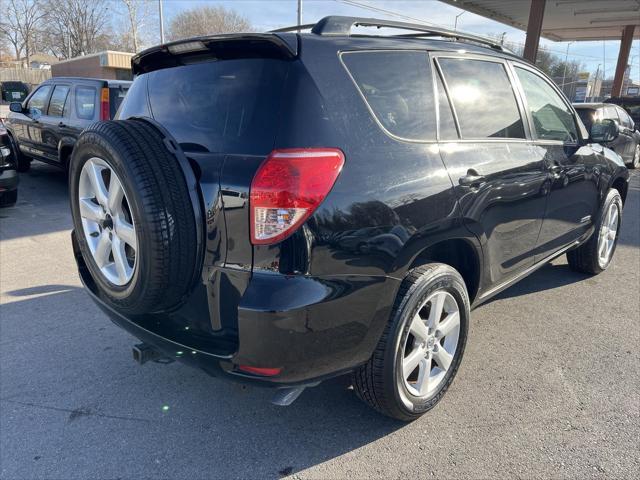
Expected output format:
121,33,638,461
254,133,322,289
297,0,302,32
602,40,606,89
158,0,165,44
454,11,466,31
561,41,573,91
591,64,601,102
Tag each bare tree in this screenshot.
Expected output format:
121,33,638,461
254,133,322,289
119,0,156,53
42,0,110,59
167,5,252,41
0,21,23,62
0,0,45,64
114,0,157,53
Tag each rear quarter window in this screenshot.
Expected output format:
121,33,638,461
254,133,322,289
147,59,288,154
341,51,436,141
75,86,96,120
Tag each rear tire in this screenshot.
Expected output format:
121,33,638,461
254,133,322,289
69,120,198,315
352,263,469,421
567,188,622,275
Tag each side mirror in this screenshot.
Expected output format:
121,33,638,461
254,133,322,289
590,118,619,143
9,102,23,113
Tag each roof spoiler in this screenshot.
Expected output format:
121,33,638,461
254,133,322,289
132,33,297,75
271,15,513,54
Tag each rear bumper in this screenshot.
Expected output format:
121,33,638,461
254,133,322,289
73,230,399,387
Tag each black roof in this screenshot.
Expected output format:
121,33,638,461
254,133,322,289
133,15,525,74
43,77,132,86
274,15,515,55
573,103,605,109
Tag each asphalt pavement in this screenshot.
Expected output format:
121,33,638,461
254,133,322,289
1,162,639,479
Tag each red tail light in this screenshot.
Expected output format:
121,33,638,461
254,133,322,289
100,87,110,120
238,365,282,376
250,148,345,245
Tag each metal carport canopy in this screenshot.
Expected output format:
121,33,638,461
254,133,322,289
439,0,640,41
439,0,639,97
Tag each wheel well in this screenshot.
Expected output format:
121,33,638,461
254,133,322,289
409,238,481,303
59,145,73,167
611,177,628,205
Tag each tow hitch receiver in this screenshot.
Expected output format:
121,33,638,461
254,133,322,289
132,343,174,365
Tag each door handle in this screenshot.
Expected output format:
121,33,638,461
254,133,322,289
459,169,486,187
58,122,66,127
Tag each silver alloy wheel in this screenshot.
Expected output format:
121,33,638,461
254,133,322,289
401,291,460,398
597,201,619,268
78,157,137,286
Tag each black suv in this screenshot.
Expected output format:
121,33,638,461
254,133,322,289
68,17,629,421
4,77,130,172
0,119,18,207
606,96,640,127
574,102,640,168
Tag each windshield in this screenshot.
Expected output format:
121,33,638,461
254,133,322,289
146,58,288,154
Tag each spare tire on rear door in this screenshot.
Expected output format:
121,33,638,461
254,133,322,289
69,119,198,315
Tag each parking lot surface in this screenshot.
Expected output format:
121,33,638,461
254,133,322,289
1,163,639,479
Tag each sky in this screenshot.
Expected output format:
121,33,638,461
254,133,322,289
152,0,640,82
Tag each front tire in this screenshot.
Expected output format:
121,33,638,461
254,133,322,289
628,144,639,169
352,263,469,421
8,135,31,173
567,188,623,274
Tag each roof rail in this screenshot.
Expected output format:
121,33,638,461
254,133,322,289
270,15,513,54
270,23,317,33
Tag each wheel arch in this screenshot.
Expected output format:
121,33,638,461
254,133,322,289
611,175,629,205
57,140,75,168
407,237,482,304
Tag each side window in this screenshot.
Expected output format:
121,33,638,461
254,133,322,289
514,67,578,143
342,51,436,141
26,85,51,115
47,85,70,117
576,108,596,131
603,105,619,122
438,58,525,139
617,107,633,129
435,69,458,140
75,86,97,120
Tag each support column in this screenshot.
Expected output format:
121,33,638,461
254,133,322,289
611,25,636,98
523,0,546,63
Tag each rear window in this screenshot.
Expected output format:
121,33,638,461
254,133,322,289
47,85,70,117
147,59,288,154
109,86,129,119
438,58,525,139
341,51,436,141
